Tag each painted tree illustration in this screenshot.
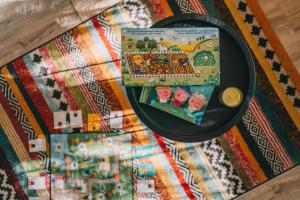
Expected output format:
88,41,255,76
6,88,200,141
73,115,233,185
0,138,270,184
193,51,215,66
148,39,158,50
136,40,145,50
144,37,149,42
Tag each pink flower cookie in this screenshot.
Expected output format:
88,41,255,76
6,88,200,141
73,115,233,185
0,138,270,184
156,87,172,103
171,88,189,107
188,93,207,111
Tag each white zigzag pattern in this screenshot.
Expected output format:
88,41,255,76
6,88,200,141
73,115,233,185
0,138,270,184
0,169,16,200
242,109,284,175
163,138,205,200
0,74,36,139
123,0,153,28
199,139,245,197
60,32,112,123
97,14,121,58
0,73,49,170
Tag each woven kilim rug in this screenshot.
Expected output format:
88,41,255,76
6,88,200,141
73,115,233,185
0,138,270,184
0,0,300,199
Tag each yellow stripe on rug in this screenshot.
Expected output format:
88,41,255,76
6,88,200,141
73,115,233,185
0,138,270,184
161,0,174,17
231,126,267,182
0,103,49,198
224,0,300,130
1,66,49,157
246,0,300,93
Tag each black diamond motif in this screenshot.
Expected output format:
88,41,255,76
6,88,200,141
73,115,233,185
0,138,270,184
59,102,68,111
33,54,42,63
279,74,289,84
39,66,48,76
286,86,296,96
258,137,266,146
272,62,281,72
250,125,258,133
46,78,55,87
97,96,104,104
238,1,247,11
244,14,254,23
258,37,267,47
243,114,251,121
273,162,283,172
294,98,300,108
52,90,62,100
265,149,275,160
251,25,261,35
265,49,275,59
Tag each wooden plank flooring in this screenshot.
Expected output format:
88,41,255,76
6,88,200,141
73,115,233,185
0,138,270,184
258,0,300,73
0,0,299,199
0,0,120,67
70,0,121,21
0,0,80,66
237,165,300,200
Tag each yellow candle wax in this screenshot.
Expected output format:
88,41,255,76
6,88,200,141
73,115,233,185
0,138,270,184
220,87,243,107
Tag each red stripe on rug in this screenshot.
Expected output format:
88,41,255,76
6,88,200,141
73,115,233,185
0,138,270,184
150,0,169,20
189,0,208,15
154,133,196,200
39,46,87,133
91,17,121,71
12,59,54,132
0,147,28,200
54,38,110,131
39,46,79,111
223,130,261,186
249,98,293,168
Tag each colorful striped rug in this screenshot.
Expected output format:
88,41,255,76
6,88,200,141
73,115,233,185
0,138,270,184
0,0,300,199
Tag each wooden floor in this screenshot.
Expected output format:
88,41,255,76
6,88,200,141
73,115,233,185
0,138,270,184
0,0,120,67
237,166,300,200
0,0,299,199
258,0,300,73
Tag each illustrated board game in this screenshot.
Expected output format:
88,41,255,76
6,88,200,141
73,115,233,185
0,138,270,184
121,28,220,86
140,86,215,125
50,133,132,200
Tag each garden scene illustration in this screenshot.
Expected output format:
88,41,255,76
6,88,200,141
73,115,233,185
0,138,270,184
121,28,220,86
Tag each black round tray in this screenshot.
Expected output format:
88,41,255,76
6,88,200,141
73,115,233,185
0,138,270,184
126,14,255,142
